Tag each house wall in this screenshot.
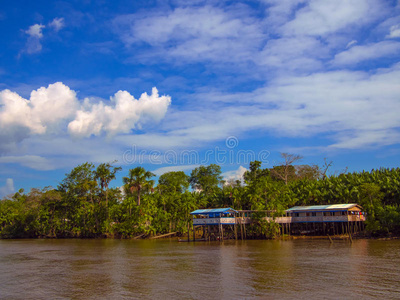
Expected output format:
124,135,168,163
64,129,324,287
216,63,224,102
193,217,236,225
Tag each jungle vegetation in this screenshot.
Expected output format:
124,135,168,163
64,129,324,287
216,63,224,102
1,154,399,239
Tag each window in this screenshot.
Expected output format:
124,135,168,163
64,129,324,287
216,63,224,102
312,212,317,217
294,213,299,217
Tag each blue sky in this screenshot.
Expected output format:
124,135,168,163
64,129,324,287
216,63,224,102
1,0,400,196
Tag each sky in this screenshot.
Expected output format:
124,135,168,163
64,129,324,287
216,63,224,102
1,0,400,196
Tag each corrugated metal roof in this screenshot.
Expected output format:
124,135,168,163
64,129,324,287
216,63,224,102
190,208,238,215
286,204,360,212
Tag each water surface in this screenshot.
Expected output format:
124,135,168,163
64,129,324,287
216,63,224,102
0,239,399,299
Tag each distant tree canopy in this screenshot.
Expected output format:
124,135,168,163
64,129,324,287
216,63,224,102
158,171,190,194
189,164,222,194
1,155,400,239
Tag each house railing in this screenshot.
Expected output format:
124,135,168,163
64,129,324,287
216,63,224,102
193,214,365,225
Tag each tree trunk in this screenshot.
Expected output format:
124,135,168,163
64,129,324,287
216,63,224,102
90,192,99,233
105,190,109,221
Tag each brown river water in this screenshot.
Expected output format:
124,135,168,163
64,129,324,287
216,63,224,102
0,239,399,299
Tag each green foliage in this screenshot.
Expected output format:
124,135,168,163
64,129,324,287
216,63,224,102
248,212,281,238
189,164,222,194
158,171,189,194
123,166,155,206
1,161,400,239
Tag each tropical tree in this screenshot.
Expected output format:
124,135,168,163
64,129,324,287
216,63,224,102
158,171,190,194
58,162,108,236
270,153,303,185
189,164,222,207
94,162,122,220
123,167,155,207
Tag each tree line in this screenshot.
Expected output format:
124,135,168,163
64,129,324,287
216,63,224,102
1,154,399,238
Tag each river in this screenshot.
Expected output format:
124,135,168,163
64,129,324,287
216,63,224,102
0,239,399,299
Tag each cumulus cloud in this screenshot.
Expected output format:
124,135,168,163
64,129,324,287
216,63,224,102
0,82,78,151
0,83,171,151
0,178,14,198
222,166,247,184
68,87,171,138
48,17,65,32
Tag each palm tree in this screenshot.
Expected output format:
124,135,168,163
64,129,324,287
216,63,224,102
123,167,155,207
94,162,121,220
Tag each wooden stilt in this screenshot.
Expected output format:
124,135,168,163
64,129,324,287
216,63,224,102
187,221,190,242
285,223,288,236
313,222,316,235
234,221,238,240
341,223,344,235
328,235,333,243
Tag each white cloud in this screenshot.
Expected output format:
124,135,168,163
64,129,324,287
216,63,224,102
329,130,400,149
282,0,384,36
25,24,45,38
262,0,307,26
113,5,263,63
0,83,171,151
152,164,200,176
333,41,400,66
142,64,400,151
249,66,400,147
346,40,357,48
111,0,396,78
3,0,400,178
222,166,247,184
0,155,54,171
24,24,45,54
387,24,400,38
68,87,171,138
0,178,14,198
258,36,327,72
19,136,124,170
0,82,78,151
22,18,64,55
48,17,65,32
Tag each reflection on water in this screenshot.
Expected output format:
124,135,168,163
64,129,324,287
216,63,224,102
1,239,399,299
